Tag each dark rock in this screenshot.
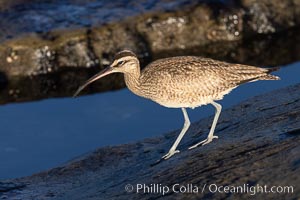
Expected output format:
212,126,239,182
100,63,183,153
1,83,299,199
0,72,7,87
241,0,300,35
0,182,25,192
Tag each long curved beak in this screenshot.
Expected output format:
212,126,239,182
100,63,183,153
73,66,113,97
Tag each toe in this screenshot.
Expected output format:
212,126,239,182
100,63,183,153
162,150,180,159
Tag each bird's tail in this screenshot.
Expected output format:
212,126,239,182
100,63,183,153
242,67,280,83
259,74,280,81
259,67,280,80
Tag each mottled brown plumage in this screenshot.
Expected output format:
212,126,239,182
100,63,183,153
74,50,280,160
137,56,278,108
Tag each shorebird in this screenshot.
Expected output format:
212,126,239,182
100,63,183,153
74,50,280,160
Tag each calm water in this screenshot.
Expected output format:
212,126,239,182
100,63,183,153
0,62,299,179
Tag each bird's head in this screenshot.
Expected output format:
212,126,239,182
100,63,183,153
73,50,139,97
109,50,139,73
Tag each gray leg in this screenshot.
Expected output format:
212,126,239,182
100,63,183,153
189,101,222,149
162,108,190,159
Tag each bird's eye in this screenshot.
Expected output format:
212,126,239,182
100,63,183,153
117,60,125,65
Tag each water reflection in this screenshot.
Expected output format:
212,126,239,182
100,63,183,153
0,61,299,179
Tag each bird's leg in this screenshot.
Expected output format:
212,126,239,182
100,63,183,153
162,108,191,159
189,102,222,149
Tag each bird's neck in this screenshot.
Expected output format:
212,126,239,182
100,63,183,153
124,69,142,96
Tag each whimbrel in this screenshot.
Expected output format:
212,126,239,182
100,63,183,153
74,50,280,159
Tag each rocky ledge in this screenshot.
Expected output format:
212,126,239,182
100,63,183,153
1,83,299,200
1,0,300,104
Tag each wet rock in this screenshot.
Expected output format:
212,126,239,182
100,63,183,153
241,0,300,35
90,23,150,66
136,4,243,52
0,30,98,77
0,182,25,193
1,83,299,199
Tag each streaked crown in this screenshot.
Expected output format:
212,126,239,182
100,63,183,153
114,50,137,60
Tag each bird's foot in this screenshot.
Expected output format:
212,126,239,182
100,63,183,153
162,149,180,160
188,135,218,149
